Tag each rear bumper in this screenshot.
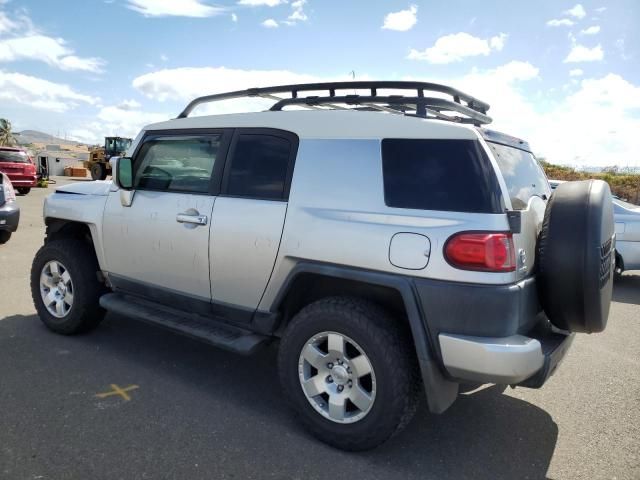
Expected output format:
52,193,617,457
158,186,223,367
414,275,574,387
0,201,20,232
8,175,37,187
439,330,574,385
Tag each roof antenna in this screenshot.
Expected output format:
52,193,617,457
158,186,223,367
349,70,356,94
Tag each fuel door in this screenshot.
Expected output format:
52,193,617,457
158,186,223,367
389,233,431,270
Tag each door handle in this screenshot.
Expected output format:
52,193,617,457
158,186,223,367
176,212,208,226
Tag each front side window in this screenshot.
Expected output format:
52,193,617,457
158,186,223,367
488,142,550,210
133,135,221,193
226,134,292,200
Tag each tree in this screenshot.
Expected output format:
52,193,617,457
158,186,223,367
0,118,18,146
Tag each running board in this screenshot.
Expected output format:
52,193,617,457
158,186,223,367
99,293,269,355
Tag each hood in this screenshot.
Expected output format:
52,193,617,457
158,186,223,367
56,180,113,196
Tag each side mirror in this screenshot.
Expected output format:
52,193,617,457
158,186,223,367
116,157,133,190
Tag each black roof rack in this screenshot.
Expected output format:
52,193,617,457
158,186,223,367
176,81,492,125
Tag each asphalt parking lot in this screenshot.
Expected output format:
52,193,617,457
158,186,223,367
1,178,638,480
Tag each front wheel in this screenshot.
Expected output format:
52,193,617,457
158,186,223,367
17,187,31,195
90,163,107,181
278,297,420,451
30,238,106,334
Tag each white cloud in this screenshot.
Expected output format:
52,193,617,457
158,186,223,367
284,0,307,24
435,65,640,167
262,18,278,28
160,54,168,62
126,0,226,17
382,5,418,32
131,66,374,116
580,25,600,35
238,0,285,6
489,33,507,51
564,44,604,63
569,68,584,76
231,13,238,22
564,4,586,19
0,10,17,34
0,70,99,112
595,7,606,13
69,104,169,144
407,32,507,63
0,9,105,72
547,18,574,27
133,66,318,103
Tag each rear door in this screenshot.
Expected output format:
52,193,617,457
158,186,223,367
209,129,297,319
487,141,551,279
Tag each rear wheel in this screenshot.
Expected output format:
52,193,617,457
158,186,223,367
90,163,107,181
17,187,31,195
0,231,11,244
31,238,106,334
278,297,420,451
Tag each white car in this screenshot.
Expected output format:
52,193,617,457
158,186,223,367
550,180,640,273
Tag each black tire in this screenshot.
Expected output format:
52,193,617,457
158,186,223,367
0,231,11,244
17,187,31,195
614,252,624,279
537,180,614,333
278,297,420,451
90,163,107,181
30,238,106,334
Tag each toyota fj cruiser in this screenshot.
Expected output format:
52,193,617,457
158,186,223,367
30,82,615,451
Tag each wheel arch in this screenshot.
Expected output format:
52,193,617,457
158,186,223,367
44,218,104,269
270,261,459,414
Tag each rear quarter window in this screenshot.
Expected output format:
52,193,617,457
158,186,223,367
488,142,550,210
381,139,503,213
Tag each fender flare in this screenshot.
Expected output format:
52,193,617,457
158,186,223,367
271,261,459,413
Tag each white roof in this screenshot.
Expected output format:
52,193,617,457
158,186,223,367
144,110,478,140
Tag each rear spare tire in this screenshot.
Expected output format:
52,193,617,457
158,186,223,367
537,180,614,333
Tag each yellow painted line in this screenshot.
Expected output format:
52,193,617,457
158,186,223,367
95,384,139,401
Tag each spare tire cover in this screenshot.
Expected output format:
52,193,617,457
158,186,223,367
537,180,614,333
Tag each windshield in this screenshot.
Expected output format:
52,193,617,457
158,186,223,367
0,150,29,163
488,142,550,210
115,139,132,152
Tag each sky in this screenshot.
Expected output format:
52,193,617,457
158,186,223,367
0,0,639,167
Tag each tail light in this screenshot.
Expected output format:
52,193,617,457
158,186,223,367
445,232,516,272
25,163,37,175
2,175,16,202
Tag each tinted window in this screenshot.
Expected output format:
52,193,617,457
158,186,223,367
0,150,29,163
133,135,220,193
226,134,291,200
381,139,503,213
488,142,550,210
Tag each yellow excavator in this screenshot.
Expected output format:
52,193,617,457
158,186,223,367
85,136,132,180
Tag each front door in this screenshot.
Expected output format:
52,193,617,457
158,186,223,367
102,131,230,307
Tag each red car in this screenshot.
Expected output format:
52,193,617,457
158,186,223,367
0,146,37,195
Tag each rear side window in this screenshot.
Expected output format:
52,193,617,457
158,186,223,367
381,139,503,213
225,134,292,200
488,142,550,210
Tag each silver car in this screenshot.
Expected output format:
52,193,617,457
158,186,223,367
613,198,640,273
550,180,640,273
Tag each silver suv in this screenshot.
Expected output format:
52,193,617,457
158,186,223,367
30,82,615,451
